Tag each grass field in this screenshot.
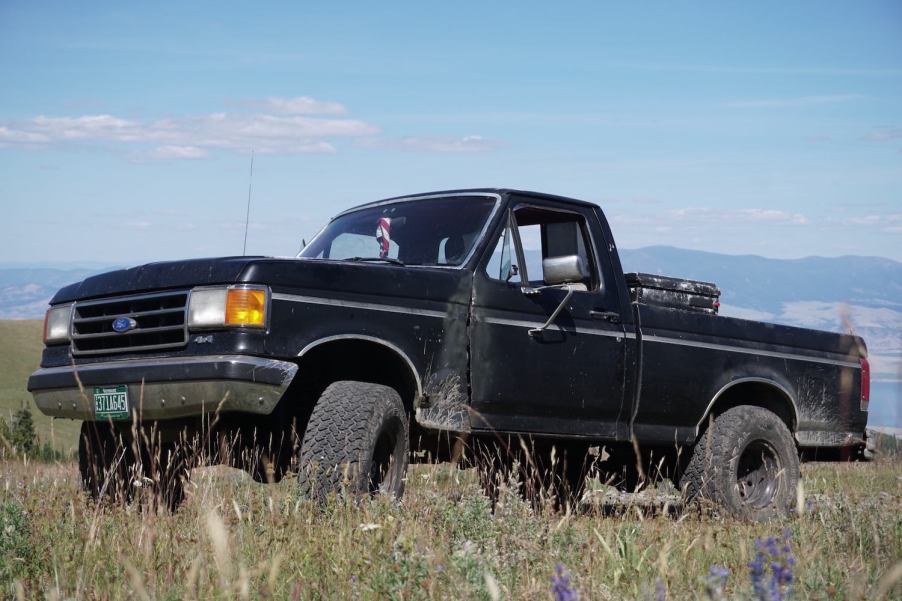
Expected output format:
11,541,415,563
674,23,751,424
0,320,81,452
1,456,899,600
0,320,899,599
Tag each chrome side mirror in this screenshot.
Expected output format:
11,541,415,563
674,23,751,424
542,255,588,286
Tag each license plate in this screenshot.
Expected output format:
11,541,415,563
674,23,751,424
93,385,130,420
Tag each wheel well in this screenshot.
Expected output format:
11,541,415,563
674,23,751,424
700,380,797,435
292,338,420,416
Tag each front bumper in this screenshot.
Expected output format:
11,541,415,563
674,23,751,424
27,355,298,421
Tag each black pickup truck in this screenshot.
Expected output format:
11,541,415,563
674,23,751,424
28,189,869,519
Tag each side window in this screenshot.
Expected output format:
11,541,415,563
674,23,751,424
513,207,598,290
484,218,521,284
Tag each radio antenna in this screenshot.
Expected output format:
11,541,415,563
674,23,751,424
242,150,255,255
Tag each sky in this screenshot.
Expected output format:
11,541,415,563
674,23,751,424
1,1,901,265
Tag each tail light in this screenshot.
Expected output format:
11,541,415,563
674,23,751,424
860,356,870,412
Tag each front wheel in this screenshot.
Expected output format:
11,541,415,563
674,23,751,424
297,381,409,503
680,405,800,521
78,422,188,511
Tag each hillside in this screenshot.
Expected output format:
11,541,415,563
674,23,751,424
618,246,902,312
0,266,111,319
0,320,80,451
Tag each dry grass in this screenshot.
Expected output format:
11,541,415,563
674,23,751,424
1,454,899,600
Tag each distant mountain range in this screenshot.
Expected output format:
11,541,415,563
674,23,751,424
0,266,114,319
618,247,901,377
618,246,902,314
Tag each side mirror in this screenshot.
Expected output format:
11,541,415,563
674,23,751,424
542,255,588,286
505,264,519,282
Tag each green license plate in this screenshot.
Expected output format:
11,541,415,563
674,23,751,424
93,385,130,420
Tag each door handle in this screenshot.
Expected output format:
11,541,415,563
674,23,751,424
590,310,622,324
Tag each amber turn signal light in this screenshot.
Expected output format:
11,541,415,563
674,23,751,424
225,288,266,327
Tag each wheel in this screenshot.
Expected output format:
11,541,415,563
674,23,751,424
297,381,409,503
680,405,799,521
141,442,188,511
78,421,188,511
79,421,133,503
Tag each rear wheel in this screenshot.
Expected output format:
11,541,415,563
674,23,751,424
297,381,409,503
680,405,799,521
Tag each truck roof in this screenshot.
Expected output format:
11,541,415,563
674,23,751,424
338,188,602,216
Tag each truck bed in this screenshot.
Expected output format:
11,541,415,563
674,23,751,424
631,302,867,447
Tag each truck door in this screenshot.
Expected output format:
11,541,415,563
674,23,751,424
469,199,628,438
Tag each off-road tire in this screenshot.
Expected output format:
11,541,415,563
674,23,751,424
78,421,187,511
79,421,132,503
680,405,799,521
297,381,409,503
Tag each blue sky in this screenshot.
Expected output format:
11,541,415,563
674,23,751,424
1,1,901,264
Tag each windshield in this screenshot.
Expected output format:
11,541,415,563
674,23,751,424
299,195,498,266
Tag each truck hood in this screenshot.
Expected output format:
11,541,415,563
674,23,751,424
51,256,268,303
50,256,470,305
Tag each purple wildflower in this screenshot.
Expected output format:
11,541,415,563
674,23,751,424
748,530,795,601
550,563,580,601
655,578,667,601
704,565,730,600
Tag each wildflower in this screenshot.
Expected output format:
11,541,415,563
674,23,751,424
748,530,795,601
705,565,730,600
550,563,579,601
655,578,667,601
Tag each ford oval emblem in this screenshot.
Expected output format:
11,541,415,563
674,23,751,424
111,317,138,333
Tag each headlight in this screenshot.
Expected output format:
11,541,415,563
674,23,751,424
188,286,268,329
187,288,228,327
43,304,73,344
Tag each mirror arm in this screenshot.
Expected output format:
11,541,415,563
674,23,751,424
527,285,574,337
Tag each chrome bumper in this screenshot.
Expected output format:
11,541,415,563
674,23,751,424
28,355,298,421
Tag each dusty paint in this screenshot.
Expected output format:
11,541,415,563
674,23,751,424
415,374,472,432
626,272,720,314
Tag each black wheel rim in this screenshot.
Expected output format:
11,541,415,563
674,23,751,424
368,425,398,495
736,440,782,509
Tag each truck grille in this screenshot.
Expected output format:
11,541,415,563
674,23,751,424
71,290,189,355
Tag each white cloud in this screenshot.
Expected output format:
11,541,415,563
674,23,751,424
738,208,808,225
0,98,504,159
260,96,347,115
29,114,144,140
0,125,51,144
850,213,902,232
727,94,863,109
864,127,902,141
363,135,502,153
668,207,807,225
0,109,374,157
142,145,209,160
